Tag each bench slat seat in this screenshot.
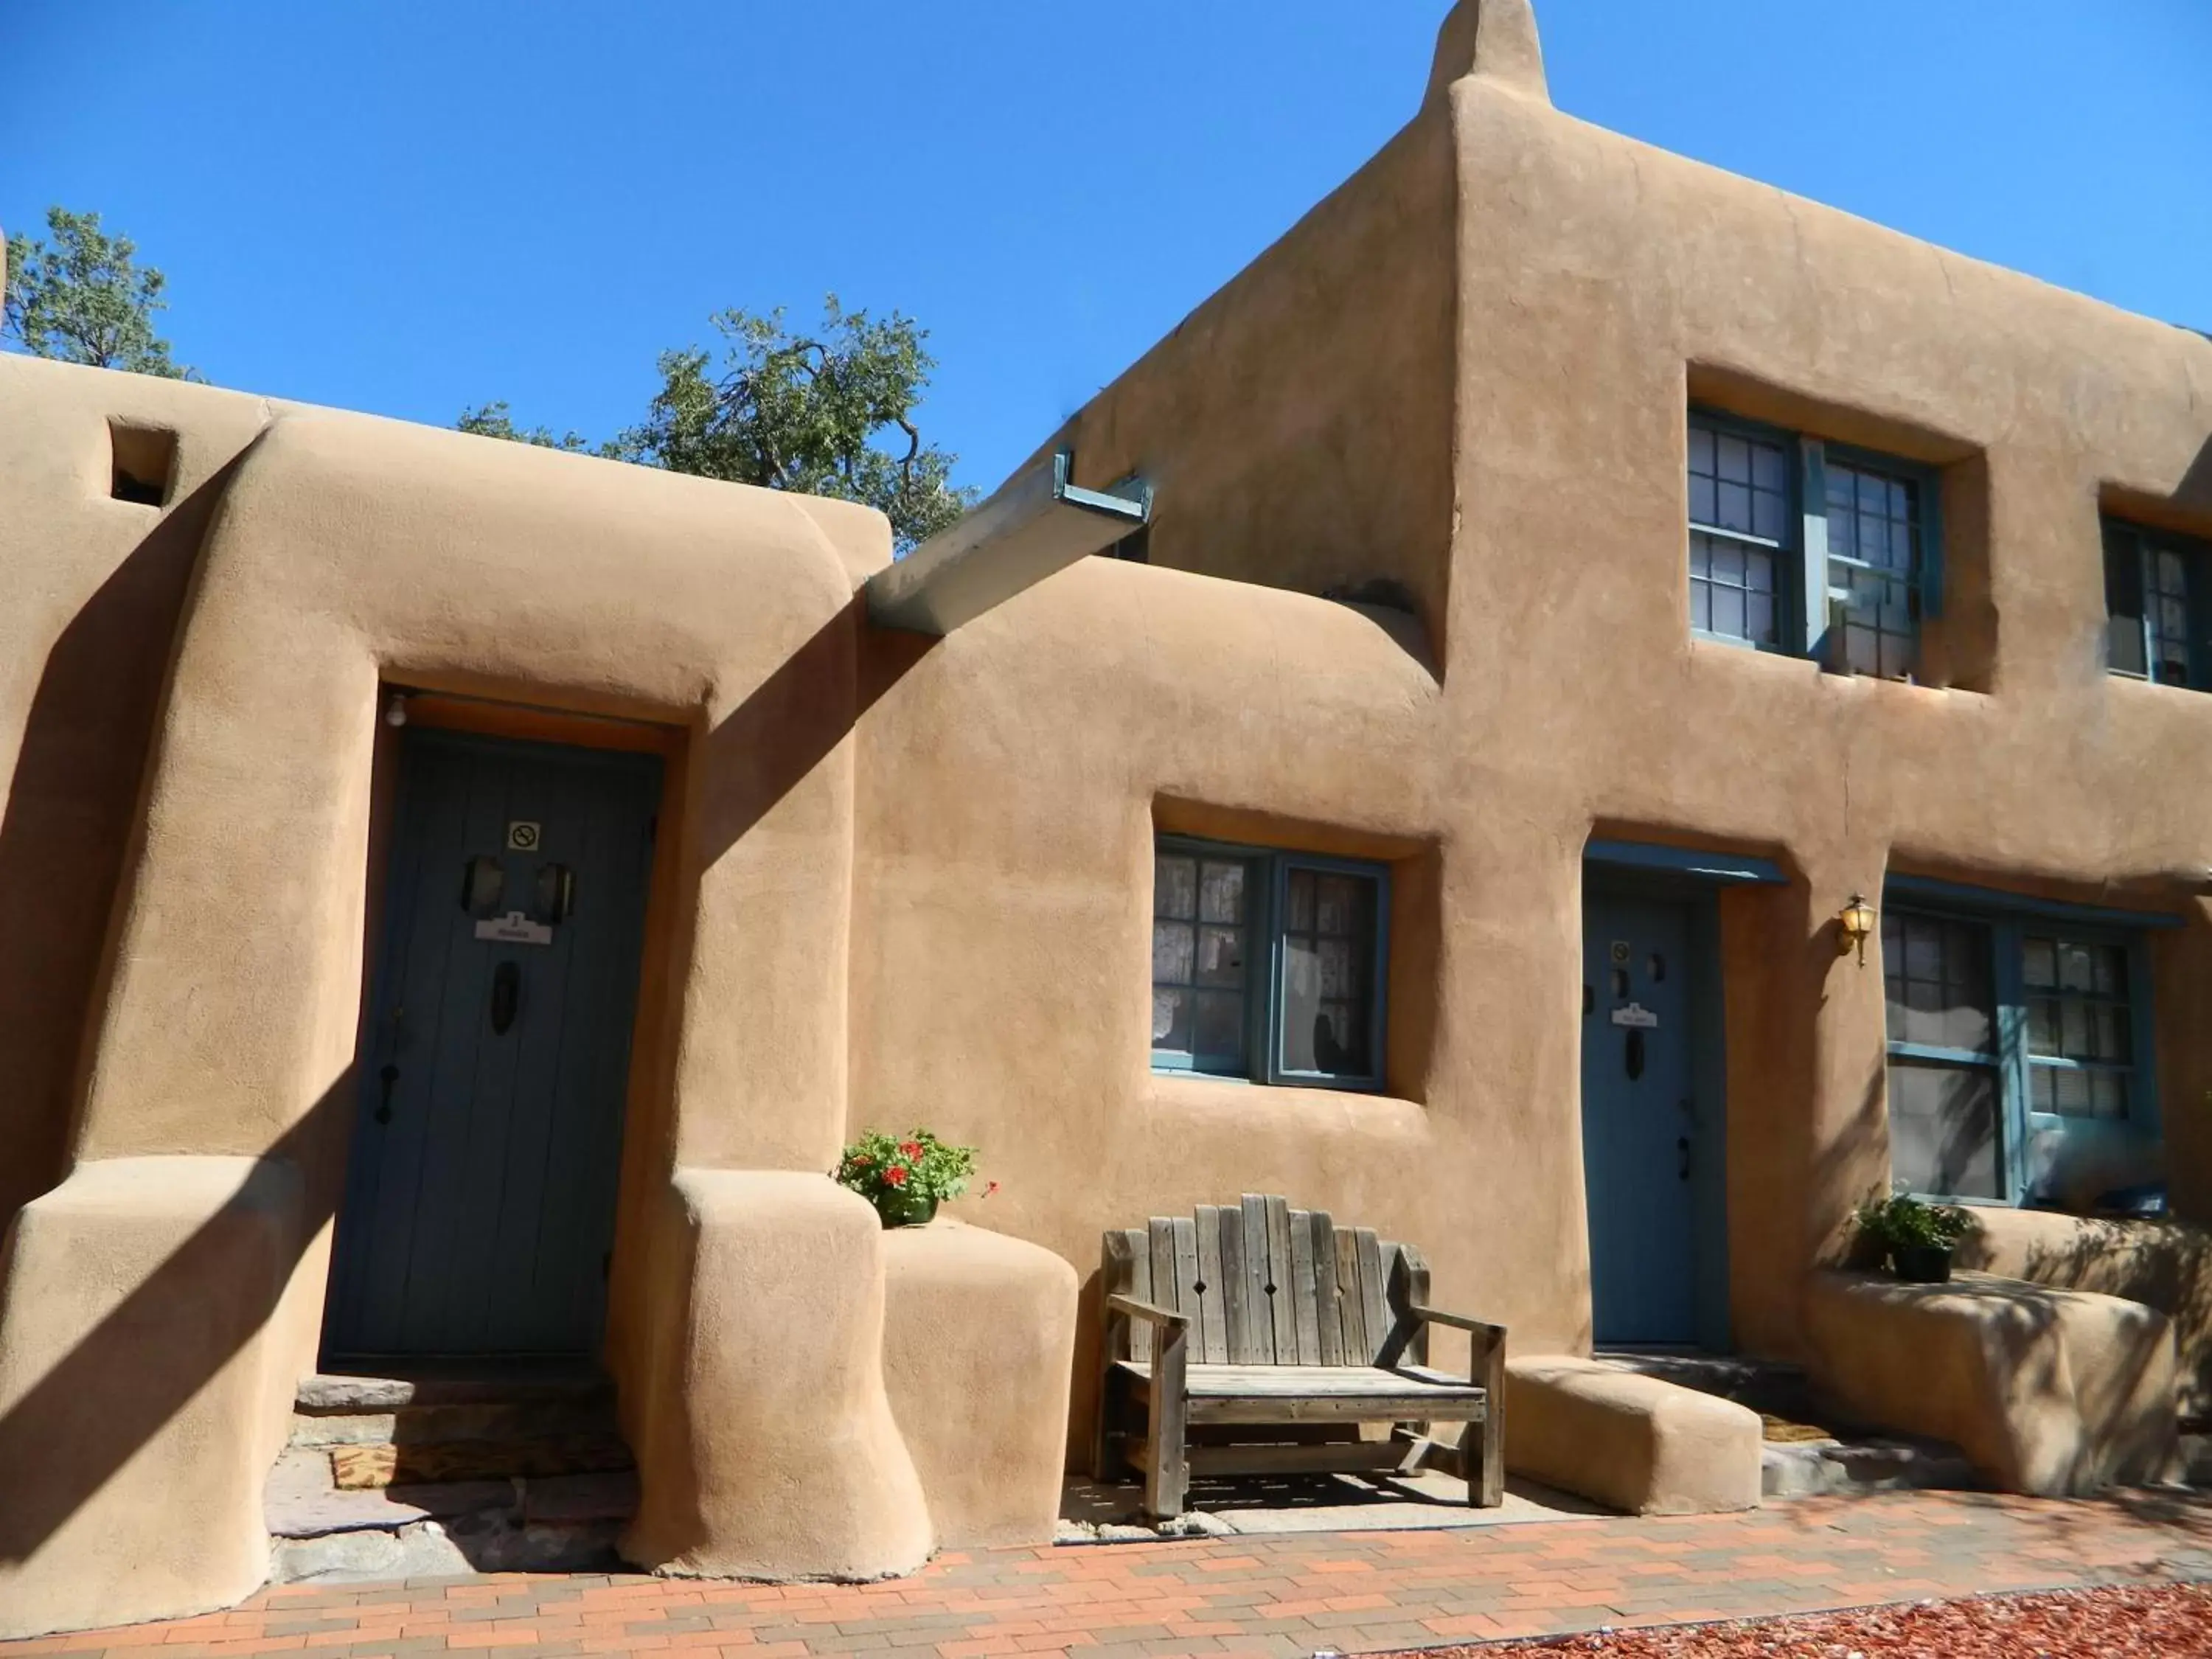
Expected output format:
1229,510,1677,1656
1095,1195,1506,1520
1113,1360,1489,1425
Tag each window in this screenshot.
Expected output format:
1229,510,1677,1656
1686,409,1942,678
2022,934,2135,1119
1881,890,2155,1204
1687,422,1789,647
1825,456,1925,680
1882,911,2002,1200
2104,517,2208,688
1151,838,1388,1089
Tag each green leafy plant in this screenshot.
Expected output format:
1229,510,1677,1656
5,206,195,378
460,295,977,553
1853,1186,1974,1256
833,1127,990,1227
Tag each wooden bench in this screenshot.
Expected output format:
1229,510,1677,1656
1094,1194,1506,1520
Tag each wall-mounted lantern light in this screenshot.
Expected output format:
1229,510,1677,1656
1837,893,1877,967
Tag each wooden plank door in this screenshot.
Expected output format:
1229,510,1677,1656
1579,891,1700,1345
324,728,661,1360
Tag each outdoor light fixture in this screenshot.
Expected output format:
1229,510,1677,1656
1837,892,1877,966
383,692,408,728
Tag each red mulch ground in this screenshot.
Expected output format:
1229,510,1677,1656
1384,1582,2212,1656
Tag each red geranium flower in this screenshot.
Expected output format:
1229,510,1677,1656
884,1164,909,1187
899,1140,924,1160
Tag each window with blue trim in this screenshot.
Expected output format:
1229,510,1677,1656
2104,516,2208,689
1686,408,1943,678
1881,897,2154,1205
1151,838,1388,1090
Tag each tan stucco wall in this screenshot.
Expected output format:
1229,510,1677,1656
880,1221,1079,1549
1961,1208,2212,1417
4,0,2212,1631
0,360,282,1240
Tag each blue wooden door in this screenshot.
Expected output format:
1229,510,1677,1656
324,730,661,1360
1580,893,1700,1345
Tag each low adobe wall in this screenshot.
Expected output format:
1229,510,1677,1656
1958,1208,2212,1419
1803,1269,2179,1495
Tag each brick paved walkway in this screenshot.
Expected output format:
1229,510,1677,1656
11,1490,2212,1659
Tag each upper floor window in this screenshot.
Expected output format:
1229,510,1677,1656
1687,409,1942,678
1879,883,2157,1206
1151,837,1388,1091
2104,517,2208,689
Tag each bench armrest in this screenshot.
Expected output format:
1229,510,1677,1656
1106,1293,1190,1332
1408,1304,1506,1347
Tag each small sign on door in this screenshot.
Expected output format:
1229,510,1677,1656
475,910,553,946
1610,1001,1659,1029
507,821,541,851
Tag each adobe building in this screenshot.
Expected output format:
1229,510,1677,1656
4,0,2211,1637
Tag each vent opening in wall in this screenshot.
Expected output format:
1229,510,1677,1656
108,421,176,506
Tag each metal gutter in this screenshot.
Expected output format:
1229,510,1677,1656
863,451,1150,636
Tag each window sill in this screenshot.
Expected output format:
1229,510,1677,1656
1142,1069,1429,1139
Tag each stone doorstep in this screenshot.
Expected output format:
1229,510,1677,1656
294,1366,613,1413
265,1446,639,1539
264,1439,639,1585
289,1399,620,1450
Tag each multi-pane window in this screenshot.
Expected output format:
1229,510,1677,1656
1687,422,1788,647
2023,935,2135,1119
1151,838,1388,1089
2104,517,2206,688
1150,852,1251,1074
1882,911,2003,1200
1686,408,1941,677
1279,868,1379,1075
1882,894,2153,1204
1825,458,1924,681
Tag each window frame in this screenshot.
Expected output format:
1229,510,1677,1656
1686,407,1802,656
2103,515,2212,690
1150,835,1391,1093
1686,407,1944,678
1879,884,2162,1208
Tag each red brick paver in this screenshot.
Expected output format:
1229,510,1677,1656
11,1490,2212,1659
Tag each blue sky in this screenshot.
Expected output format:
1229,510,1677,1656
4,1,2207,493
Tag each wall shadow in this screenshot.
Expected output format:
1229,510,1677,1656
0,1081,349,1568
0,462,243,1239
0,591,939,1568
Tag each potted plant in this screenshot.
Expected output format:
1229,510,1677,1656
832,1127,990,1228
1852,1187,1975,1284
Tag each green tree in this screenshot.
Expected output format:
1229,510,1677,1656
3,206,194,378
455,400,612,456
460,295,974,552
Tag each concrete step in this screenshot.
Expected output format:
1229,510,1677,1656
1761,1433,1983,1499
1593,1350,1818,1425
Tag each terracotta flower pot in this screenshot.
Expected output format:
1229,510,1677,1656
1891,1242,1952,1284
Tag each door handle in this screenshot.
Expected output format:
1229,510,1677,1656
1677,1135,1691,1182
375,1063,399,1124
